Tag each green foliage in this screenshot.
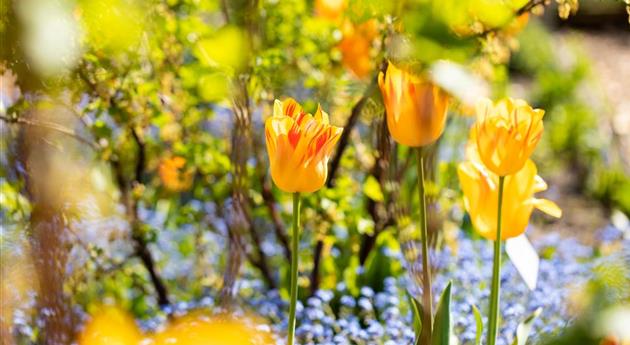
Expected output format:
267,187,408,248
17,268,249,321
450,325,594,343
432,281,454,345
363,230,404,292
590,167,630,215
0,0,627,343
472,304,483,345
408,292,424,338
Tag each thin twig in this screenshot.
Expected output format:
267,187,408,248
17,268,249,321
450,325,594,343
516,0,547,16
0,114,97,150
479,0,549,36
260,175,291,261
327,60,387,188
359,112,396,265
326,96,368,188
310,239,324,294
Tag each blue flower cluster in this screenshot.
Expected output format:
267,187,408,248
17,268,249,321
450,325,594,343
241,225,628,345
431,233,594,345
115,224,628,345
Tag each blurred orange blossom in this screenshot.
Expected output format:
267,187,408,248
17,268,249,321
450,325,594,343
158,156,194,192
315,0,378,79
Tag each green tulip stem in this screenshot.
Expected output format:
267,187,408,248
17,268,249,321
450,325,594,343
417,148,433,345
488,176,506,345
287,192,301,345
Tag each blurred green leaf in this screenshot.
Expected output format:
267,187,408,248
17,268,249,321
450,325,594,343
194,26,249,72
512,308,542,345
363,175,384,202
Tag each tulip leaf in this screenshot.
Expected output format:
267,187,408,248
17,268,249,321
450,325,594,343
511,308,542,345
406,292,423,345
431,281,454,345
472,304,483,345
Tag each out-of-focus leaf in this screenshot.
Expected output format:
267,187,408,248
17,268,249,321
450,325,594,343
197,72,230,102
363,175,384,202
343,256,361,296
511,308,542,345
506,234,540,291
78,0,144,52
193,26,249,72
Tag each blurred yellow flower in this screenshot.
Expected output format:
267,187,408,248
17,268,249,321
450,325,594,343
151,313,274,345
158,156,193,192
457,144,561,241
265,98,343,193
78,308,275,345
378,62,449,147
78,307,143,345
474,97,544,176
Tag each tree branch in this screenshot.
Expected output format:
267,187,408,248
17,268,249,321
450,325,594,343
127,126,171,307
327,61,385,188
327,96,368,188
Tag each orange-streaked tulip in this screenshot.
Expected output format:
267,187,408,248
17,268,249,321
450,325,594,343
457,145,561,241
78,307,144,345
265,98,343,193
378,62,449,147
474,97,544,176
151,313,274,345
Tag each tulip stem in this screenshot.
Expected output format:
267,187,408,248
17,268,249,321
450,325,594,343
488,176,505,345
416,148,433,345
287,192,301,345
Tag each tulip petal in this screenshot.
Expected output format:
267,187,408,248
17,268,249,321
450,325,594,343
314,104,330,124
533,174,548,193
531,198,562,218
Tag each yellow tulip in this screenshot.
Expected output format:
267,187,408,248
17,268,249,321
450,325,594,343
265,98,343,193
474,97,544,176
457,144,561,241
378,62,449,147
78,307,144,345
